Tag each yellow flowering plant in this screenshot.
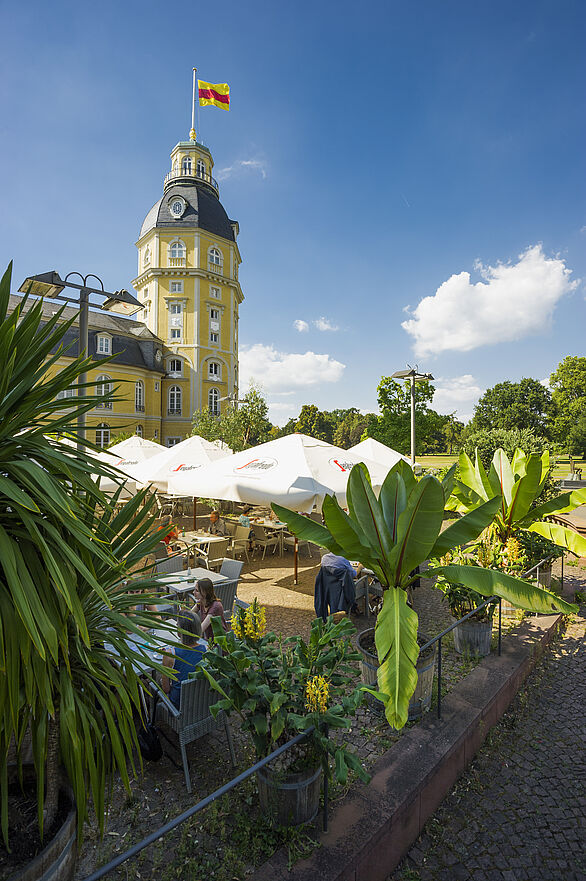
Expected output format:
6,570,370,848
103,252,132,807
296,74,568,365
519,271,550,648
197,605,370,784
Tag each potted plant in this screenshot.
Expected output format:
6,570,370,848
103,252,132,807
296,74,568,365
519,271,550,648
199,601,370,826
0,263,172,879
430,546,498,656
272,462,577,729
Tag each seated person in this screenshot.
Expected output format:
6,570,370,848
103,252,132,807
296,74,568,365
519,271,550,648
161,610,207,709
208,510,227,536
238,506,253,528
320,552,364,579
158,516,178,550
193,577,229,640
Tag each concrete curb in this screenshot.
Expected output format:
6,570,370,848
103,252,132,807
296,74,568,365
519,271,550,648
251,613,564,881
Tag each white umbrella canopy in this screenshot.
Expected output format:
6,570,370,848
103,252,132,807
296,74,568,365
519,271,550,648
94,435,161,495
132,435,233,493
349,437,414,470
166,433,392,513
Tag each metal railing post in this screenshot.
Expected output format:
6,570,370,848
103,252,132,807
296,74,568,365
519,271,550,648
437,637,442,719
322,723,329,832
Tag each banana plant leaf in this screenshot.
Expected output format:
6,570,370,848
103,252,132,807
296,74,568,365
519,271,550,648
374,588,419,729
527,521,586,557
433,563,577,615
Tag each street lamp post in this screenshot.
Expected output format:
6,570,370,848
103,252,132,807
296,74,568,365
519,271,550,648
391,366,435,467
19,271,141,445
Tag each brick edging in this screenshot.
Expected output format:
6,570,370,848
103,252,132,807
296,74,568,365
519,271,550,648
251,613,564,881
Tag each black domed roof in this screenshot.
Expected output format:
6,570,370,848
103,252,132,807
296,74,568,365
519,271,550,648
139,182,235,241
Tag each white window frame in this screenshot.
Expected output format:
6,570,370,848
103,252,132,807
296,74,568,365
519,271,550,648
208,387,220,416
168,386,182,415
208,361,221,380
170,328,181,341
210,285,221,299
169,359,182,375
95,375,113,409
166,436,182,447
196,159,206,178
143,246,150,267
96,423,110,448
182,156,192,174
96,334,111,355
136,424,143,438
135,380,145,412
209,247,222,266
56,388,76,400
170,280,184,294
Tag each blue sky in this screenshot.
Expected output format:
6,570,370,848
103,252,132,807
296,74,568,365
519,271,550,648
1,0,584,430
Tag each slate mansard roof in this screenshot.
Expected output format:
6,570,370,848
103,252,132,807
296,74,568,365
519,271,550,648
139,181,236,242
8,294,164,373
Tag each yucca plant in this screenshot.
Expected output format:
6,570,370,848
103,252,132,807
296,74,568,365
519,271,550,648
273,461,577,729
446,448,586,556
0,262,171,852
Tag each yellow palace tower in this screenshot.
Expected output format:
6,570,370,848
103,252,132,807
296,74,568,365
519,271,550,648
132,122,243,445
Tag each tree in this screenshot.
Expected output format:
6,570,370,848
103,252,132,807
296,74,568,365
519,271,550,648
191,383,272,452
332,408,377,449
567,416,586,457
295,404,334,442
442,414,465,454
469,379,554,437
549,356,586,447
461,427,554,470
369,376,450,454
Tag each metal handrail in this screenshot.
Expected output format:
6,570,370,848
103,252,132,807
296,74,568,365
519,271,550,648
81,726,319,881
163,167,219,192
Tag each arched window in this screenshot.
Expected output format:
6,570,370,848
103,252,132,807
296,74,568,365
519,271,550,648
208,361,221,380
196,159,206,178
208,387,220,416
96,423,110,448
136,425,143,438
209,247,222,266
95,375,112,409
143,245,150,267
182,156,192,174
168,386,182,415
56,388,76,400
135,380,145,412
169,240,186,266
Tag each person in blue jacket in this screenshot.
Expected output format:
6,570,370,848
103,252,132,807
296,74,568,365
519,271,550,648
314,552,364,621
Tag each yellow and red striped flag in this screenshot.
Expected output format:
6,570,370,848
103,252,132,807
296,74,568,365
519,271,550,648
198,80,230,111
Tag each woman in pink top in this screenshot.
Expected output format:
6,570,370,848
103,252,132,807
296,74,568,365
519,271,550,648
193,578,229,640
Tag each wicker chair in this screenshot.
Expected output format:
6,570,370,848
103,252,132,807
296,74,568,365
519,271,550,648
154,553,186,576
155,676,236,792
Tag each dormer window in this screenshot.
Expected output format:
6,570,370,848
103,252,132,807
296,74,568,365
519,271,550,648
169,358,182,376
208,361,221,381
96,334,111,355
169,197,186,219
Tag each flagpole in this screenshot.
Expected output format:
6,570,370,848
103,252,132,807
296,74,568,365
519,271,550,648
190,67,197,141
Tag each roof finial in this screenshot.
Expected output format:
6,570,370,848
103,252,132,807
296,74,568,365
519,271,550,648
189,128,197,141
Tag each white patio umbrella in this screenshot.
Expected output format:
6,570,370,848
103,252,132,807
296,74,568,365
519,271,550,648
132,435,232,493
349,437,418,470
166,433,391,514
94,435,161,495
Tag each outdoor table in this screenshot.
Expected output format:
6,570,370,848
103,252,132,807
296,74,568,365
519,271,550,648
176,531,227,566
155,568,229,598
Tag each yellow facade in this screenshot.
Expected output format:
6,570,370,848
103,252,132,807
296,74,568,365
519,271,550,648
132,134,243,445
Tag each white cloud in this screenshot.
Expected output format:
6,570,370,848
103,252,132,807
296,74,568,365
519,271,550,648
239,343,345,392
402,245,579,357
293,319,309,332
313,317,339,332
432,375,484,422
216,159,267,181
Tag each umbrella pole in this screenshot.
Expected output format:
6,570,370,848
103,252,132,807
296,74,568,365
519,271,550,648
294,537,298,585
193,496,197,531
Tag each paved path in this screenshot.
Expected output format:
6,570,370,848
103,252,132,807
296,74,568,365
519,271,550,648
390,599,586,881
